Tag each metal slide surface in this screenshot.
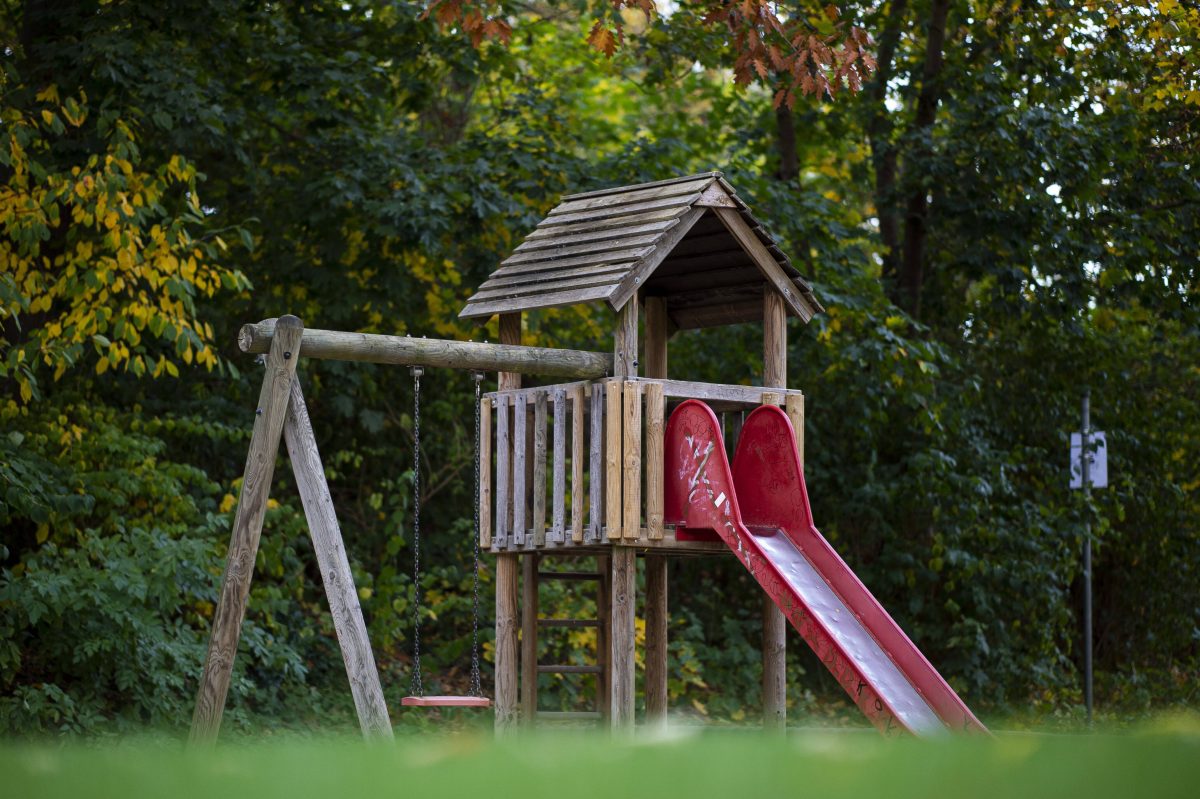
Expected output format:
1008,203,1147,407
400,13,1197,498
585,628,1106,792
664,400,987,736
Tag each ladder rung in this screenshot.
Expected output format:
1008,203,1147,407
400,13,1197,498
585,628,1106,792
535,711,602,721
538,571,602,581
538,618,600,628
537,664,603,674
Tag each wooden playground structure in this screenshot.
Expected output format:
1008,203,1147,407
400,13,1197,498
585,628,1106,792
190,173,986,743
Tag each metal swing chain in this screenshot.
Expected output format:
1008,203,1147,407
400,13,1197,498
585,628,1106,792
409,366,424,698
470,372,484,697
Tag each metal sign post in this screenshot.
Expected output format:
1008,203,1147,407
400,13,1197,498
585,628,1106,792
1070,388,1107,727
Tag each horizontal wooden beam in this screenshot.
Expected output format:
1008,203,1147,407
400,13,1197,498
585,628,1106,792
239,319,612,379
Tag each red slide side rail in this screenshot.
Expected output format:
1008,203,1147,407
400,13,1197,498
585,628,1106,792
664,400,987,736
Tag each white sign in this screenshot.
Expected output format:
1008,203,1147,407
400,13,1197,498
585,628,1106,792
1070,431,1108,489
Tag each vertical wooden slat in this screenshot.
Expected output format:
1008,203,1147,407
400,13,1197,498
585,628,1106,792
285,376,392,740
533,391,548,546
571,385,585,543
479,396,492,549
762,289,788,733
190,315,303,746
495,312,522,734
610,547,636,731
521,554,539,726
786,393,805,465
604,380,623,540
645,382,665,541
589,386,604,543
622,380,642,540
496,397,511,549
762,391,783,407
513,394,528,547
551,388,566,543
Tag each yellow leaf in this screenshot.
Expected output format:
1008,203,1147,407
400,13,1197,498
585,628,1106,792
219,493,237,513
96,356,110,374
36,524,50,544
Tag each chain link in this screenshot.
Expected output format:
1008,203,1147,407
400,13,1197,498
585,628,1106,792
409,366,423,698
470,372,484,697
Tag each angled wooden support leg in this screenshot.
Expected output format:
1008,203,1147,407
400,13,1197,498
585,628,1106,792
285,376,393,740
190,315,304,745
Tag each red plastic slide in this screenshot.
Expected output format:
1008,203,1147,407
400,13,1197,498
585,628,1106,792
664,400,988,736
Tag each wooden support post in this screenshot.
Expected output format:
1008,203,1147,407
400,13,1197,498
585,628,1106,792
644,556,668,729
643,298,669,727
190,315,304,745
610,546,636,731
762,290,788,733
604,380,623,540
285,376,392,740
595,554,612,719
571,386,585,543
533,391,548,545
521,554,539,726
610,301,638,731
622,381,642,541
480,395,493,549
495,312,522,733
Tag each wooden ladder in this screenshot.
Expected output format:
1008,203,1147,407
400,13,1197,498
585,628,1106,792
523,554,611,725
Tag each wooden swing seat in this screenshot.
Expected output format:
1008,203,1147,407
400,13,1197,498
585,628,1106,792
402,695,491,708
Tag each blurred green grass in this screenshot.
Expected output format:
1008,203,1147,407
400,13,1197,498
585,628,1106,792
5,715,1199,799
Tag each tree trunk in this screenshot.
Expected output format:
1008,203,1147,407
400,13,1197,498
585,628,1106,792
866,0,909,288
899,0,952,320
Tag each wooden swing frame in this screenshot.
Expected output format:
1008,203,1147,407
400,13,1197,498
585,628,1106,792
188,315,611,744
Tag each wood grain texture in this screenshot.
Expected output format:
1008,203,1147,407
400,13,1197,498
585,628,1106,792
622,381,642,541
521,554,539,726
643,297,669,380
786,393,805,468
494,313,521,732
513,219,678,252
240,319,610,378
604,380,622,541
560,172,721,201
645,382,665,541
513,394,528,547
609,547,636,731
190,315,303,745
533,392,548,546
495,553,519,732
714,207,815,323
551,389,566,544
589,386,604,544
550,176,714,215
539,193,700,228
644,555,668,728
571,386,585,543
627,377,802,409
480,396,492,549
608,207,707,311
596,554,611,720
495,396,510,549
524,206,687,239
284,377,393,740
613,301,638,378
461,284,617,320
762,290,787,733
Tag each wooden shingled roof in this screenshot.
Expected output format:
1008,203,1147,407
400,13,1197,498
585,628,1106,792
459,172,823,330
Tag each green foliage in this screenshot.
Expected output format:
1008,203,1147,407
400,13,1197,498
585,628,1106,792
0,0,1195,738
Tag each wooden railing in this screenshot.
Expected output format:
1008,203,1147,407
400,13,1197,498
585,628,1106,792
480,379,804,551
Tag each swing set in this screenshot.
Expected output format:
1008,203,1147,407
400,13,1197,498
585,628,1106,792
400,366,490,709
